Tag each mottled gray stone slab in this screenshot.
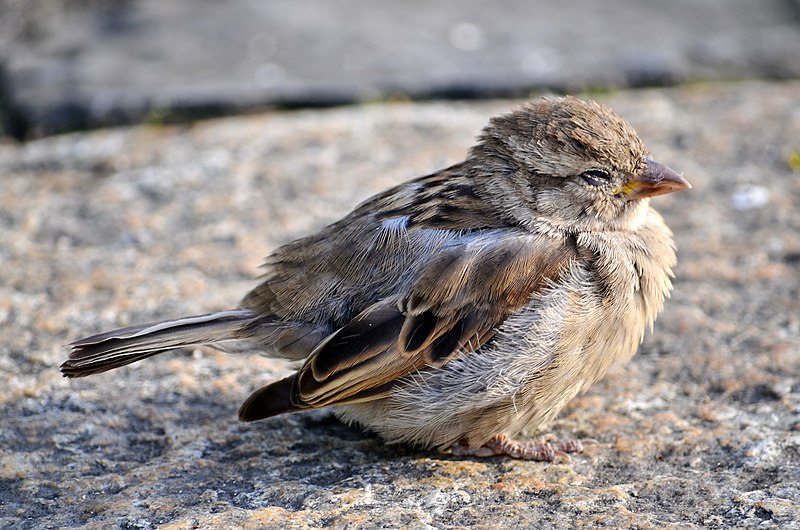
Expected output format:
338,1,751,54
1,82,799,528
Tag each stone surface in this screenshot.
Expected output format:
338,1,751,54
2,0,800,137
1,81,799,528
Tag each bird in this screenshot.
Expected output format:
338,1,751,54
61,96,690,460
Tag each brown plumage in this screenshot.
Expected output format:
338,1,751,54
62,97,690,460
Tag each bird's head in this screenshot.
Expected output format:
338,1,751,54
472,96,691,232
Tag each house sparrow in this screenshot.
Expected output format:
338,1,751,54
62,97,690,460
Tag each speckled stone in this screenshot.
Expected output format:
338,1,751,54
1,82,798,529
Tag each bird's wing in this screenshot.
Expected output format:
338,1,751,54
239,232,577,420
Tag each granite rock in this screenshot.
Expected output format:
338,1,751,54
1,81,799,528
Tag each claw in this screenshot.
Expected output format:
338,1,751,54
552,450,572,463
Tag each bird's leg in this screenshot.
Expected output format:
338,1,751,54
450,433,592,461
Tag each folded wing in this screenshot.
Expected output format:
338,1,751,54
239,232,576,421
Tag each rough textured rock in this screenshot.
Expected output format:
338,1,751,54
1,82,799,528
2,0,800,137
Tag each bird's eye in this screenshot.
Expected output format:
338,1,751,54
582,169,612,186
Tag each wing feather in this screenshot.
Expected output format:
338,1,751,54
239,231,577,421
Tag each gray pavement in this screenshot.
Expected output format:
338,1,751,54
2,0,800,137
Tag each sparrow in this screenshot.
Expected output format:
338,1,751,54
61,96,690,460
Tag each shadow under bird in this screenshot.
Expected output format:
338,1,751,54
62,96,690,460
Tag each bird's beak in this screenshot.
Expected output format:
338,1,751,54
622,157,691,200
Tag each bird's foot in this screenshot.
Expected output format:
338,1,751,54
450,433,596,461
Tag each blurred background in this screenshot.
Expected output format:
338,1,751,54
2,0,799,140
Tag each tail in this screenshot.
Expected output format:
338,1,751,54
61,309,257,377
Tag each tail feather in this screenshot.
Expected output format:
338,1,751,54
61,309,256,377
